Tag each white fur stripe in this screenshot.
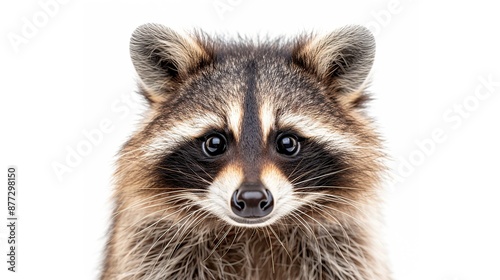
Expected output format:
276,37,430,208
227,103,243,142
279,114,359,152
144,113,224,157
259,102,275,143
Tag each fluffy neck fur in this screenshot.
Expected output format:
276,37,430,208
102,212,389,280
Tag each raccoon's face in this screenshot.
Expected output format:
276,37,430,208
117,24,383,229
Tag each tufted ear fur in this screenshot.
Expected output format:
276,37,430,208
293,26,375,108
130,23,212,103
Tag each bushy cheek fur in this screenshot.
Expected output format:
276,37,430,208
279,149,377,224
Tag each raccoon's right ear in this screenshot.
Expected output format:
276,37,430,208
130,24,212,104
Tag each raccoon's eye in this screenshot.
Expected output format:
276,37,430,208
202,133,227,157
276,134,300,156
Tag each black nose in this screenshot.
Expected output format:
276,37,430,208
231,184,274,218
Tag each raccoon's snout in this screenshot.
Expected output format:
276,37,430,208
231,183,274,218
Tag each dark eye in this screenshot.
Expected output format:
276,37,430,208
276,134,300,156
202,133,227,156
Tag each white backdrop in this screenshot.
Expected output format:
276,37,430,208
1,1,499,279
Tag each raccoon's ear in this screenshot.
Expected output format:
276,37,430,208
293,26,375,106
130,24,212,103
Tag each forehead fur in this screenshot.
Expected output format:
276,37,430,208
146,40,361,127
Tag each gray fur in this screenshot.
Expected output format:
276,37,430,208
102,24,390,280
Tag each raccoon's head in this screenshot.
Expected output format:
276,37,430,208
116,24,383,230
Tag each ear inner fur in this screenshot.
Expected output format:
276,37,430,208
130,23,213,103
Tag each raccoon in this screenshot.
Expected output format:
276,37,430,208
101,23,390,280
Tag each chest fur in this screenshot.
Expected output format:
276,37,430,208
111,222,382,280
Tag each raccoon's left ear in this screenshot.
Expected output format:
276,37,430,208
130,24,212,104
293,26,375,107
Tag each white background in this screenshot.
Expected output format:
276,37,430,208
1,0,499,279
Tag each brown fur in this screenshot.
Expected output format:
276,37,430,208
102,24,390,280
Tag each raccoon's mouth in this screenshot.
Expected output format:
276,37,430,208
228,216,273,226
